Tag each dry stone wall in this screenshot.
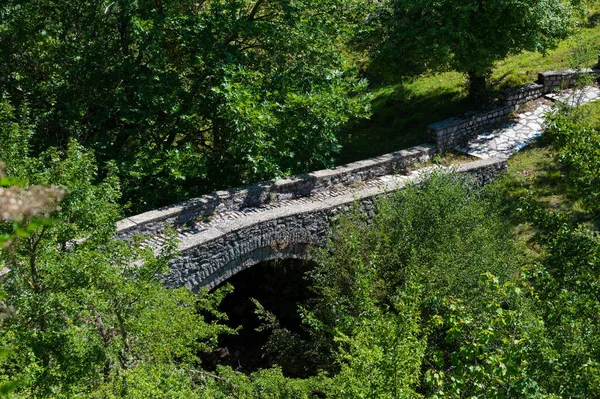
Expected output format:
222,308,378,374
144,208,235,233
117,144,436,240
166,157,507,291
429,68,600,150
501,83,544,108
538,68,600,94
428,105,513,150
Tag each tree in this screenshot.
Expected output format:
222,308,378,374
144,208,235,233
304,170,600,397
364,0,580,101
302,172,526,395
516,166,600,397
0,109,235,396
0,0,370,213
0,102,333,398
311,172,519,308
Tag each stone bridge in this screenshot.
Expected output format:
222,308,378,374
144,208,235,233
117,149,505,291
116,69,600,291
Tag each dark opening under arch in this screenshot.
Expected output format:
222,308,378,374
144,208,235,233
200,257,319,377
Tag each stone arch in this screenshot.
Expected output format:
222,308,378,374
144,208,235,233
157,157,506,292
164,216,331,292
205,242,316,290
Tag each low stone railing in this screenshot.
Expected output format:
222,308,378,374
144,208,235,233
538,68,600,94
167,157,508,291
118,67,600,242
429,67,600,150
117,144,436,240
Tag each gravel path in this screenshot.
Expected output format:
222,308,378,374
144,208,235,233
143,166,442,250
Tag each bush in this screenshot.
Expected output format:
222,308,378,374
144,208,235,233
546,110,600,215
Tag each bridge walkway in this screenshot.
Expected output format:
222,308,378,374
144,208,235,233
115,84,599,290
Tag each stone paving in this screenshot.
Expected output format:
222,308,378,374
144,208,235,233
140,85,600,254
458,86,600,159
142,166,441,250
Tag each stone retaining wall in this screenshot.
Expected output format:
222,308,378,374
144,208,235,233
538,68,600,94
457,156,508,185
168,157,508,291
429,68,600,150
428,106,513,150
501,83,544,108
117,144,436,240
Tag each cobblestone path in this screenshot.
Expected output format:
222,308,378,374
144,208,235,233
143,166,440,250
458,86,600,159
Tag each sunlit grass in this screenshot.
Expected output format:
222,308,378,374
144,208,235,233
493,22,600,88
337,9,600,165
494,100,600,248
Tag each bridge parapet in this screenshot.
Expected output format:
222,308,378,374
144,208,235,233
116,144,436,241
116,71,600,290
165,157,506,291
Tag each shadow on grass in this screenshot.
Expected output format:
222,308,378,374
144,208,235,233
336,80,475,165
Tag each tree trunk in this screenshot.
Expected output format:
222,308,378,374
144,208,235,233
467,71,490,105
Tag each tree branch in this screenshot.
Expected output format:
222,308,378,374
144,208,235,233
189,369,238,388
247,0,267,22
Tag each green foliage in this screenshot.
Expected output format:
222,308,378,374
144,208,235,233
0,96,32,178
302,169,600,397
312,172,518,308
0,0,370,213
362,0,581,100
0,140,233,397
545,109,600,214
331,282,425,399
516,199,600,397
201,366,329,399
424,274,547,398
303,172,525,396
535,226,600,396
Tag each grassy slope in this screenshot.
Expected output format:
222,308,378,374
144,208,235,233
492,100,600,258
336,8,600,165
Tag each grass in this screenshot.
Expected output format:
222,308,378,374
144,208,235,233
426,150,479,169
336,72,469,164
497,140,588,219
491,140,583,260
491,99,600,255
493,20,600,88
335,7,600,166
578,99,600,129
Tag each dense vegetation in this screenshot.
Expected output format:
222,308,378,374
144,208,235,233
1,0,597,212
1,0,600,397
355,0,581,101
0,0,370,213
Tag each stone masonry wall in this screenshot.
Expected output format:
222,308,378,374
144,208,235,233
537,68,600,94
117,144,436,240
428,105,513,150
429,68,600,150
501,83,544,108
167,157,507,291
120,67,600,240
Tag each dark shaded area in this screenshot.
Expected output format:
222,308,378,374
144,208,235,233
588,11,600,28
336,82,479,165
201,259,317,376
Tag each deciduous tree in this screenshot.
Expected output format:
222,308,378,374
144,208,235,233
0,0,370,213
364,0,581,101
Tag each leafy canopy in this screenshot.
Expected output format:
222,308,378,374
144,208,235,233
0,0,370,213
361,0,581,98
